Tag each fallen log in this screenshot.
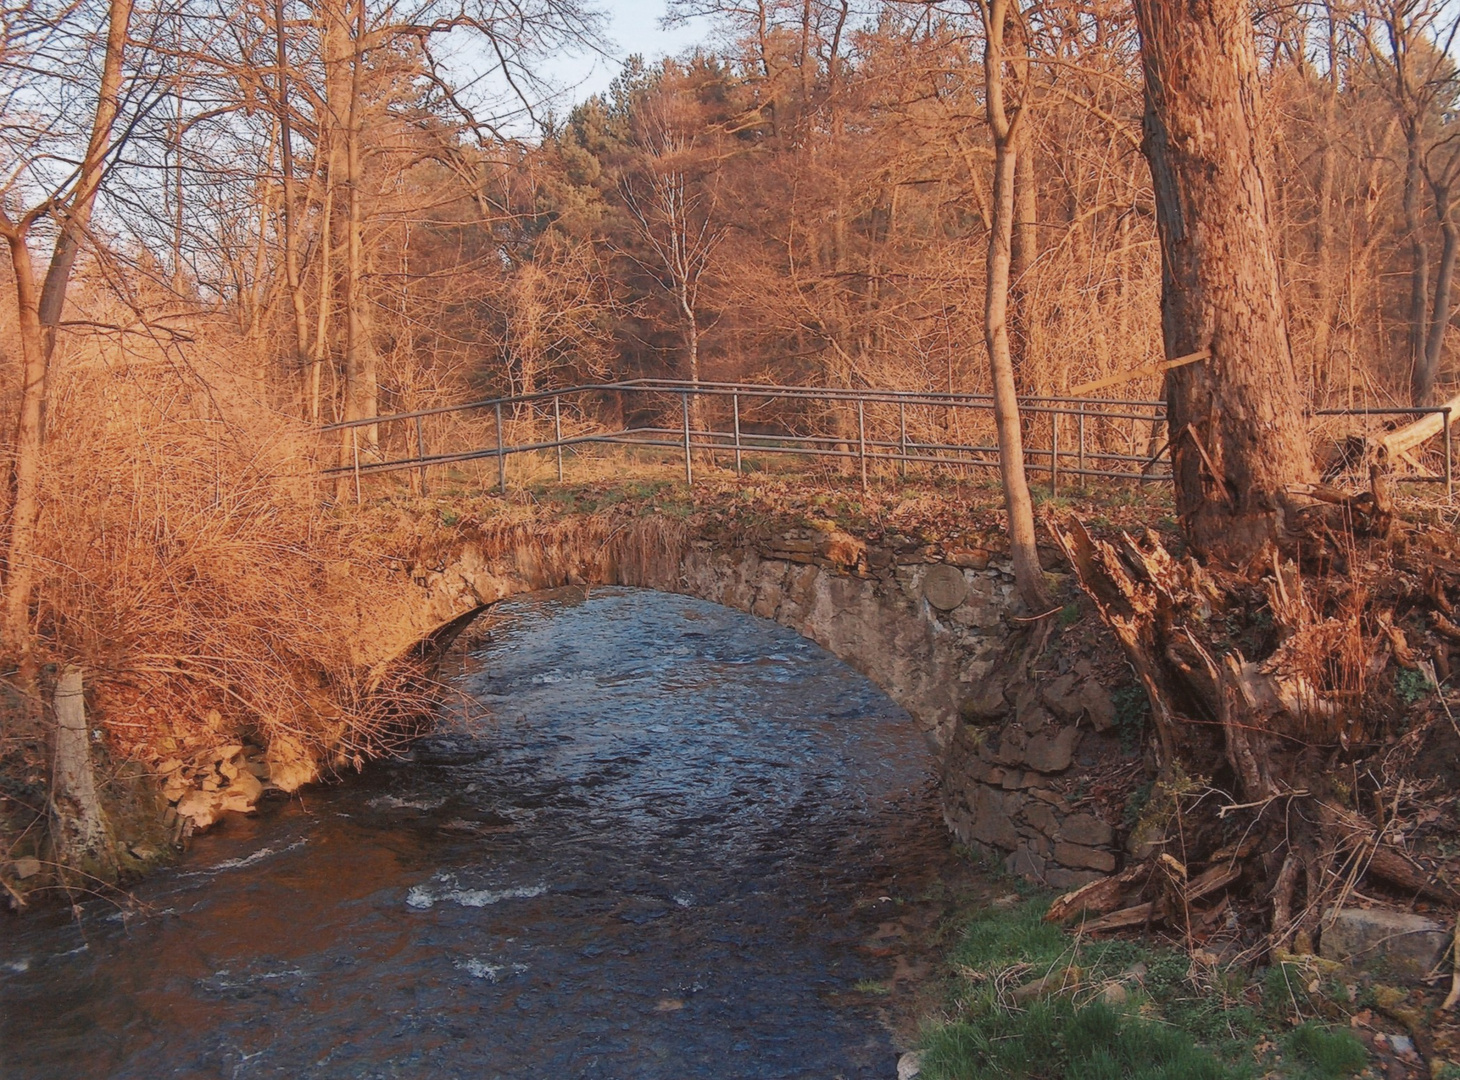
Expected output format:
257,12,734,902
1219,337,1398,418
1046,863,1150,923
1080,903,1156,934
1377,391,1460,460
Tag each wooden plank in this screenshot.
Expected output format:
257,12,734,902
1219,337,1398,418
1379,391,1460,458
1068,350,1209,397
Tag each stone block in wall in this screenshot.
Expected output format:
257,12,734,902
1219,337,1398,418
970,786,1021,850
1054,842,1116,872
1024,727,1079,773
1028,789,1070,812
1046,868,1106,891
1006,842,1046,881
946,547,992,570
1058,813,1114,848
1023,802,1059,837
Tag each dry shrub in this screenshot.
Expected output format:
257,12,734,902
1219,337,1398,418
31,346,430,775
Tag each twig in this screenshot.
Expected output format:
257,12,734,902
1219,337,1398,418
1217,789,1310,819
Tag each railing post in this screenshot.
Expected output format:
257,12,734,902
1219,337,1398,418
682,392,693,486
414,414,428,496
732,391,742,475
1446,406,1454,499
1050,411,1059,497
352,427,362,507
857,397,868,491
898,398,907,478
554,394,563,482
1077,407,1085,481
495,401,505,495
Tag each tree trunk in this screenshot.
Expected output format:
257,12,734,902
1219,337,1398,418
2,236,49,676
1132,0,1316,567
1405,121,1432,405
982,0,1049,613
5,0,133,677
1010,118,1039,392
275,0,311,412
1420,183,1457,407
50,666,116,881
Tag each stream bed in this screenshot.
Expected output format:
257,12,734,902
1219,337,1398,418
1,588,967,1079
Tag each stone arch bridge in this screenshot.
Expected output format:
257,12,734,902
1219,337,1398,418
398,513,1124,893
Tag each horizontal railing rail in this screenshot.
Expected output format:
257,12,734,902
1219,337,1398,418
315,379,1455,504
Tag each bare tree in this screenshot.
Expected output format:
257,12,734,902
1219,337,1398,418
620,123,725,432
976,0,1050,611
0,0,138,679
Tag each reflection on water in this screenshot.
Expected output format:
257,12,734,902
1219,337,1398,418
1,588,955,1079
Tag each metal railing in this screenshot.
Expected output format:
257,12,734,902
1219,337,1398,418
318,379,1455,502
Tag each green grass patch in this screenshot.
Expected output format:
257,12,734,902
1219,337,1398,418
920,899,1366,1080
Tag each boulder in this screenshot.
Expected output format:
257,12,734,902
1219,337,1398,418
1320,908,1448,977
897,1050,924,1080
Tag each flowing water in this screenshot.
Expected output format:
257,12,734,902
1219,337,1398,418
0,588,966,1079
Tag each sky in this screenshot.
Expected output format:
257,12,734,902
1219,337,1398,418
538,0,715,108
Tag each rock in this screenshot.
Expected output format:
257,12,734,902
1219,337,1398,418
128,842,162,861
1080,683,1116,733
1058,813,1114,848
1054,842,1117,872
820,530,865,570
1045,868,1106,890
1024,727,1079,773
945,547,991,569
1006,843,1047,881
1040,675,1083,722
897,1050,924,1080
1100,982,1128,1006
12,856,41,880
1013,967,1081,1003
227,768,264,807
1319,908,1449,977
175,789,223,830
970,786,1021,850
923,564,969,611
1023,802,1059,837
960,684,1009,723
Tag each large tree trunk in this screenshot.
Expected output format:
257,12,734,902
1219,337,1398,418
1132,0,1315,568
981,0,1049,612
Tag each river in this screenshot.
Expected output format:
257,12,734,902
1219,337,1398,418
1,588,967,1079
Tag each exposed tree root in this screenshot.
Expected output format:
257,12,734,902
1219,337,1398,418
1048,490,1460,959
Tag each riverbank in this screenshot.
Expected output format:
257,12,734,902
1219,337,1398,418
904,883,1458,1080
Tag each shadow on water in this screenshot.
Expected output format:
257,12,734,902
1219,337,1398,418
1,588,972,1079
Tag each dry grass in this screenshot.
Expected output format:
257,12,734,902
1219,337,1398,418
13,345,445,784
